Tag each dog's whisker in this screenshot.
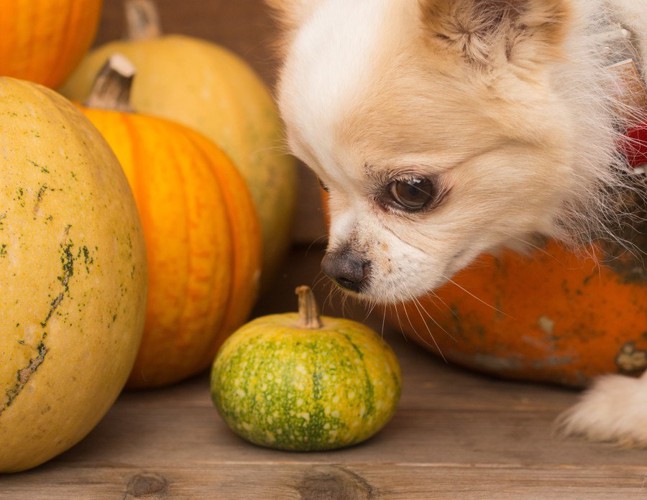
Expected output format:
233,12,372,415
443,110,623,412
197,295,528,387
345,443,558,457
362,299,378,324
498,233,558,259
317,279,337,317
312,271,329,293
412,294,455,345
390,301,407,343
380,306,388,337
440,273,508,318
410,293,457,344
305,236,328,255
403,293,447,363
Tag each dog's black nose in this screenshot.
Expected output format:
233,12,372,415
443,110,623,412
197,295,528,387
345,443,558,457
321,248,371,293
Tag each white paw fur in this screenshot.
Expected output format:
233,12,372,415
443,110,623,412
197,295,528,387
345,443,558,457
557,371,647,446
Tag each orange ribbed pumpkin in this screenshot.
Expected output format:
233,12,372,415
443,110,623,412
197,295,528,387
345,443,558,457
60,0,297,293
80,56,262,388
0,0,103,88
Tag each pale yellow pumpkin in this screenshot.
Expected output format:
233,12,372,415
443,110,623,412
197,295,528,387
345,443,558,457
0,77,147,472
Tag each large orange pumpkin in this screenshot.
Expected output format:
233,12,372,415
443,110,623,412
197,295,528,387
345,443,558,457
388,239,647,387
0,0,103,88
80,56,262,388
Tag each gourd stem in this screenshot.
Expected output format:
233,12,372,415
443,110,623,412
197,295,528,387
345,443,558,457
125,0,163,41
295,286,323,330
84,54,136,112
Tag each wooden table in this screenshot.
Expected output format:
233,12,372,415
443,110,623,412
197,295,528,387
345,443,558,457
2,245,647,499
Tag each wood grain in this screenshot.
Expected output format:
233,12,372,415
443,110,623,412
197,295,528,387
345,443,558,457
3,464,647,500
2,246,647,498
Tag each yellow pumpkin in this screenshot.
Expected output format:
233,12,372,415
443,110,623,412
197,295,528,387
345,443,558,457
0,77,147,472
60,0,297,292
79,56,262,389
0,0,103,88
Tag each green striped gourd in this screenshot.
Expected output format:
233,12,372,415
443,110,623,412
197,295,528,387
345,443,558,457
210,286,401,451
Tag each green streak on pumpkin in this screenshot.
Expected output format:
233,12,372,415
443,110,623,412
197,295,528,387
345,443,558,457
1,333,49,416
307,367,328,444
341,332,375,418
1,235,93,416
40,239,75,328
27,159,50,174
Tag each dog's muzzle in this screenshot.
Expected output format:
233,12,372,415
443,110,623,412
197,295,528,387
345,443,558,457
321,247,371,293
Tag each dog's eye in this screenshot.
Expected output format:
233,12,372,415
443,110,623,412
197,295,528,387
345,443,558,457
387,177,437,212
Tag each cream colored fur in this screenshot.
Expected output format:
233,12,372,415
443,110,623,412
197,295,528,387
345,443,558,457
269,0,647,446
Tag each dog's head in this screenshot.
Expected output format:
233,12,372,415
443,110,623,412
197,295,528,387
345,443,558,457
270,0,613,303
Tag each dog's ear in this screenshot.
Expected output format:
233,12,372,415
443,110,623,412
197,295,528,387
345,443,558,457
419,0,570,68
266,0,319,31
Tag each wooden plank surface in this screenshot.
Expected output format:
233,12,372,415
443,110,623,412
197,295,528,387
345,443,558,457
2,245,647,498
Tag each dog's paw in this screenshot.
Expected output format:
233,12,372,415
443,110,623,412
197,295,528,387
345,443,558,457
555,371,647,447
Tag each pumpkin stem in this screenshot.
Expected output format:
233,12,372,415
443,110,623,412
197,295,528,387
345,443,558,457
84,54,136,112
125,0,163,41
295,286,323,329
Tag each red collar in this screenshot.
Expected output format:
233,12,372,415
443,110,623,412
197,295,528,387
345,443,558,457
623,124,647,173
603,27,647,173
614,59,647,171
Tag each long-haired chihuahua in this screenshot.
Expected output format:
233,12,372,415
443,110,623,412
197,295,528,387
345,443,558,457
268,0,647,446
